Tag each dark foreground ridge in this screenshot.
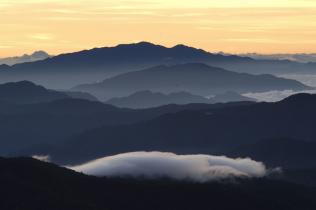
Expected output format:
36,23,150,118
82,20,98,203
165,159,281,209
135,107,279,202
1,157,316,210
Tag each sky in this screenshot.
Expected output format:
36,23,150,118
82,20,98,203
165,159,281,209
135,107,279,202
1,0,316,57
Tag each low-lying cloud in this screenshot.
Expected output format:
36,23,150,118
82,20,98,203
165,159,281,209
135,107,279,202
279,74,316,87
243,89,316,102
242,73,316,102
70,152,268,182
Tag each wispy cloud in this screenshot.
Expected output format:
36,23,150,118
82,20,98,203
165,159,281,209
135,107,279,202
28,33,54,40
0,45,13,49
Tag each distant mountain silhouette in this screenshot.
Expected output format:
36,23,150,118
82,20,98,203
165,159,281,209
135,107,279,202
74,63,309,100
0,42,316,88
211,91,256,103
1,156,316,210
0,86,251,156
0,51,50,66
0,80,100,104
239,53,316,63
0,64,9,69
62,90,99,101
0,81,69,104
106,90,255,109
106,90,214,108
48,93,316,165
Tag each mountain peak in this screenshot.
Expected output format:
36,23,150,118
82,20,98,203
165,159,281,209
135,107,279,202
31,50,50,59
172,44,202,51
0,51,50,66
0,80,69,104
1,80,40,88
116,41,163,49
135,41,157,46
280,93,316,104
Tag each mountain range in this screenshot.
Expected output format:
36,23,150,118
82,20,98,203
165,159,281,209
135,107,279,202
44,93,316,166
0,81,69,104
0,42,316,89
106,90,255,109
106,90,214,108
239,53,316,63
212,91,256,103
1,42,316,209
74,63,308,100
1,80,316,172
0,80,256,156
0,80,97,104
230,138,316,169
0,51,50,66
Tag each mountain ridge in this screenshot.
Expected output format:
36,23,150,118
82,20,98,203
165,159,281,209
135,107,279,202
0,80,69,104
73,63,309,100
47,93,316,165
106,90,255,109
0,51,50,66
0,42,315,88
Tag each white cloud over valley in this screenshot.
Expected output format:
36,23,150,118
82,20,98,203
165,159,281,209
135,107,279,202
70,151,269,182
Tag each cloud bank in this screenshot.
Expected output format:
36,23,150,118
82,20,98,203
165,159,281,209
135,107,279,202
70,152,268,182
243,89,316,102
280,74,316,87
243,73,316,102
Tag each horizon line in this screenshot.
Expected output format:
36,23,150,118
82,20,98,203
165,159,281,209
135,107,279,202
2,41,316,58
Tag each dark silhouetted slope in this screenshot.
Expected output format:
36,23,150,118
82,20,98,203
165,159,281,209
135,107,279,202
106,90,214,108
106,90,256,108
230,138,316,169
0,81,69,104
62,90,99,101
50,93,316,164
0,157,316,210
0,88,251,156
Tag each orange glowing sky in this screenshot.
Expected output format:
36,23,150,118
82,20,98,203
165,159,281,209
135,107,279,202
1,0,316,57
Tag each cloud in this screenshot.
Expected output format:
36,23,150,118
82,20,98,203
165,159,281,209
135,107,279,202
28,33,54,40
280,74,316,87
243,89,316,102
32,155,51,162
69,151,268,182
